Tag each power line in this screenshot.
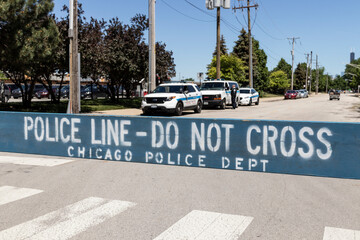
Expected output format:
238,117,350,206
161,0,215,22
257,0,286,37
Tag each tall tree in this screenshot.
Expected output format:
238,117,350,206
294,63,307,89
0,0,60,107
232,28,268,90
213,35,228,56
269,70,290,94
156,42,176,84
207,54,247,85
272,58,292,80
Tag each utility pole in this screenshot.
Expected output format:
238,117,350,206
288,37,300,90
305,53,309,91
233,0,258,88
309,51,313,94
206,0,230,79
316,54,319,94
69,0,80,114
148,0,156,92
216,7,221,79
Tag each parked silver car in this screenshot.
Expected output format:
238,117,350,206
298,89,309,98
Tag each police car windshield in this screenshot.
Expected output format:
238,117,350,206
200,82,225,90
240,89,250,94
153,85,184,93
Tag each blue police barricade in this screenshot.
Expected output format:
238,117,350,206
0,112,359,179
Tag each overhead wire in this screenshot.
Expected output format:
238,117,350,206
160,0,215,22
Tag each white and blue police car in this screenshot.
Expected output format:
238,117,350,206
141,82,203,116
239,87,260,106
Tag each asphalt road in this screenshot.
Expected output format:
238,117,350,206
1,94,359,239
96,93,360,123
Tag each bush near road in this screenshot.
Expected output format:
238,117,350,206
0,98,142,113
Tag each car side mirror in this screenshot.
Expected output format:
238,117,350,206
184,90,189,94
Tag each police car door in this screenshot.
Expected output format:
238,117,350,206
186,85,198,108
251,89,258,102
225,82,231,104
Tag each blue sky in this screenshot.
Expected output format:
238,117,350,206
53,0,360,80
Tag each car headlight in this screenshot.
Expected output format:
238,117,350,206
165,96,176,101
214,94,221,100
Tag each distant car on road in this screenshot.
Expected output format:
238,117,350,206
298,89,309,98
329,89,340,100
239,88,260,106
141,82,202,116
284,90,298,99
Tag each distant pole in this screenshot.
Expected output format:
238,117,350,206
305,53,309,90
288,37,300,90
216,7,221,79
148,0,156,92
309,51,313,94
69,0,79,114
316,54,319,94
248,0,253,88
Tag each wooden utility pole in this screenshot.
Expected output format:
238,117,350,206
305,53,309,90
233,0,258,88
148,0,156,91
288,37,300,90
309,51,313,94
316,54,319,94
69,0,80,114
326,75,329,93
216,7,221,79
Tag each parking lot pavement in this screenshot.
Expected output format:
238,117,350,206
94,94,360,122
1,152,360,239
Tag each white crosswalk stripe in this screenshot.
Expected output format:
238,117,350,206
0,186,43,206
0,155,74,167
323,227,360,240
153,210,253,240
0,197,136,240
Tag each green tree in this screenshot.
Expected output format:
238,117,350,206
344,58,360,90
294,63,307,89
272,58,292,79
207,54,247,85
156,42,176,84
232,28,268,90
269,70,290,94
0,0,60,107
213,35,228,56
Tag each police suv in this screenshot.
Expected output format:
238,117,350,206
200,80,240,108
141,82,202,116
239,87,260,106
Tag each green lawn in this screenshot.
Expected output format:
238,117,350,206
261,92,284,98
0,98,142,113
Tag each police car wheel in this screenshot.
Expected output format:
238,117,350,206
248,99,252,106
194,100,202,113
220,99,226,109
175,102,183,116
255,98,260,105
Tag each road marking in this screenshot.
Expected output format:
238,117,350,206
136,131,148,137
153,210,253,240
323,227,360,240
0,186,43,206
0,155,73,167
0,197,136,240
